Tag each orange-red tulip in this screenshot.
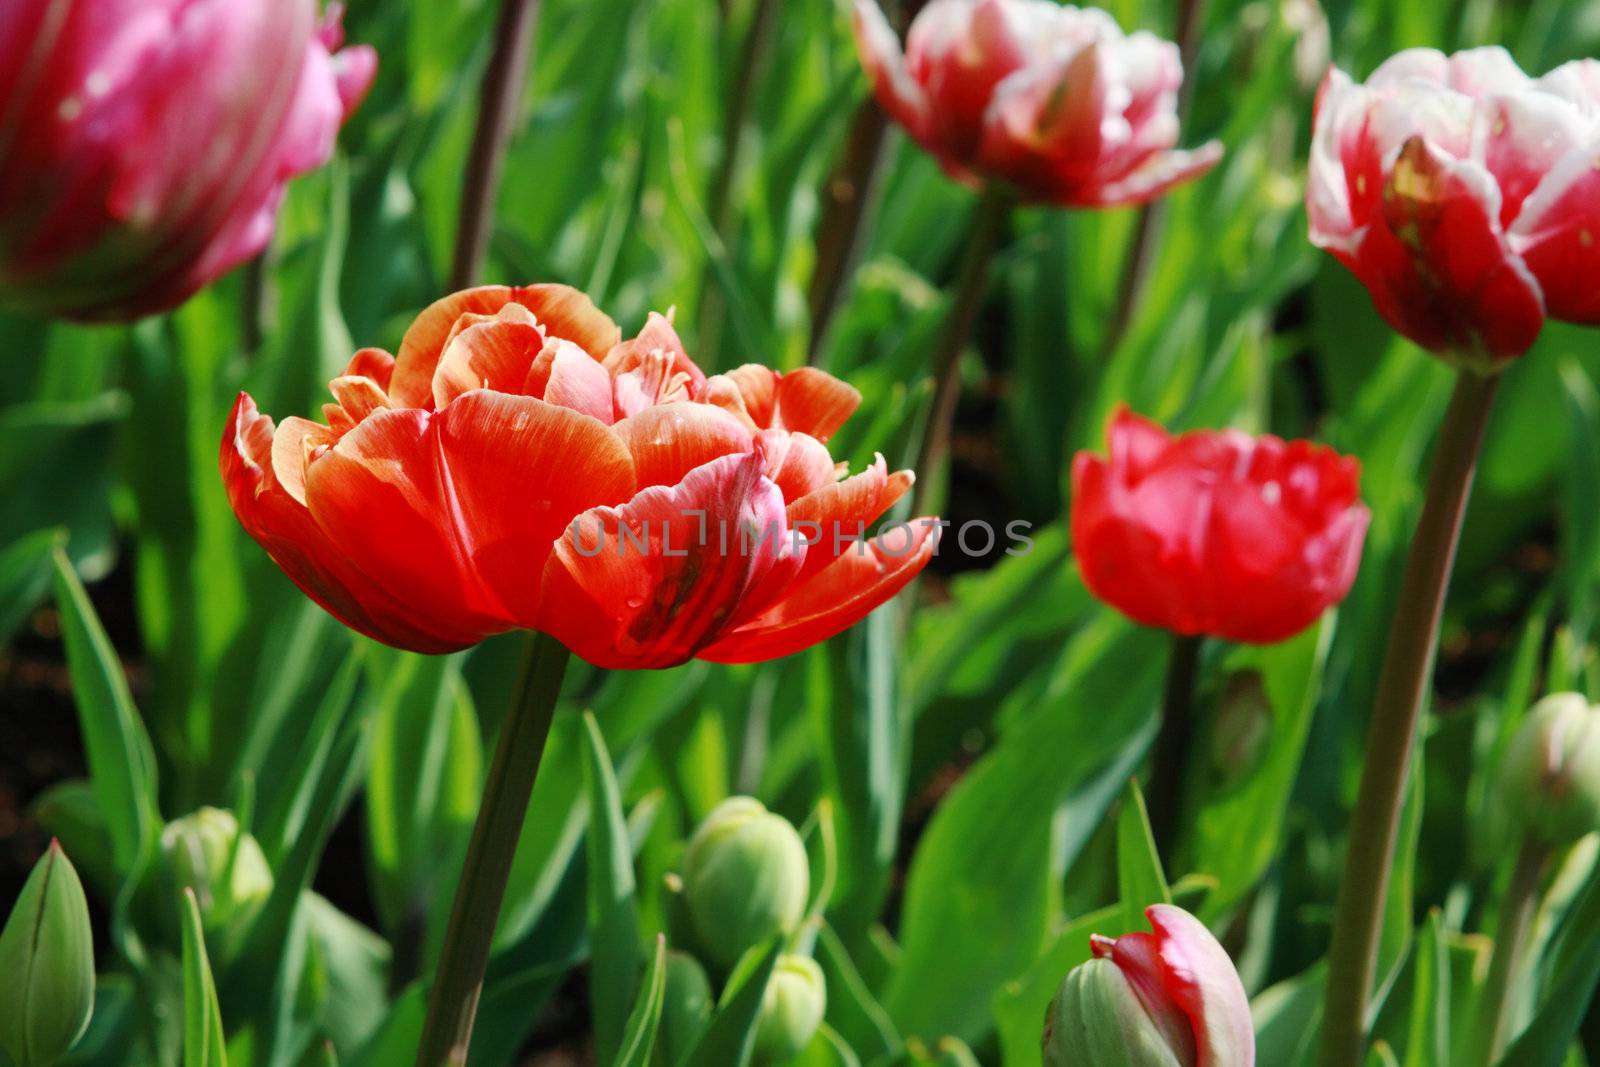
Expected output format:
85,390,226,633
223,285,935,667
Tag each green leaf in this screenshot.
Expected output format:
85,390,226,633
50,551,160,875
180,890,228,1067
1402,912,1450,1067
0,529,63,644
1496,865,1600,1067
582,711,643,1066
814,924,901,1064
614,935,667,1067
1116,779,1171,933
0,843,94,1067
990,904,1121,1067
677,938,783,1067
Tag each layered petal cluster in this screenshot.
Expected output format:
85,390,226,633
222,284,934,668
0,0,376,322
1044,905,1255,1067
1071,408,1369,644
1309,47,1600,365
852,0,1221,206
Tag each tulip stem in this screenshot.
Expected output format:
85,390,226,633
415,633,571,1067
910,186,1011,517
1317,368,1500,1067
1148,633,1203,863
450,0,542,291
806,99,892,367
1474,838,1548,1065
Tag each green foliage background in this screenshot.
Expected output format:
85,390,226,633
5,0,1600,1063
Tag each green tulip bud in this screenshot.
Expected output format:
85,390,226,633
659,950,714,1065
0,842,95,1067
161,807,273,936
1499,693,1600,849
682,797,809,968
754,955,826,1063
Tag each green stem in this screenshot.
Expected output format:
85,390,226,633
414,633,571,1067
805,98,891,367
1317,368,1500,1067
909,187,1011,517
1148,633,1203,863
449,0,542,291
1474,838,1548,1066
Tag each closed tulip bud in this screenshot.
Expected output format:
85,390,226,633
1498,693,1600,849
0,842,95,1067
161,807,273,937
683,798,809,968
0,0,376,322
1043,905,1254,1067
659,950,714,1065
754,955,826,1063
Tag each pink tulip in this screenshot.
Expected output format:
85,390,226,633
1309,47,1600,367
0,0,376,322
852,0,1221,206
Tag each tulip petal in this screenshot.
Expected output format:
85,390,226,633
614,402,754,489
1509,134,1600,323
431,307,547,408
1077,141,1223,207
699,517,937,663
785,456,914,582
1145,905,1255,1067
852,0,933,142
774,367,862,441
435,391,635,624
391,284,619,407
541,452,797,669
221,394,478,652
303,406,512,634
759,429,840,503
526,337,616,423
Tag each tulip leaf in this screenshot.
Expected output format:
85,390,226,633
1116,779,1171,934
180,890,228,1067
613,935,668,1067
50,550,161,876
676,938,783,1067
887,613,1163,1042
364,649,483,939
1495,865,1600,1067
582,711,643,1066
0,843,95,1067
0,528,63,645
1188,619,1332,917
1401,911,1450,1067
815,923,901,1063
792,1024,862,1067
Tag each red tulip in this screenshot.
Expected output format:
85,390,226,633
1070,408,1368,644
851,0,1221,206
0,0,376,322
1309,47,1600,366
223,285,934,667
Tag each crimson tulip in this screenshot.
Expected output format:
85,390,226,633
1070,408,1368,644
223,284,934,668
1309,47,1600,366
851,0,1221,206
0,0,375,322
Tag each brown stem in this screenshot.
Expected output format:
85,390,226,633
1317,368,1500,1067
414,634,571,1067
1148,633,1203,862
449,0,542,291
806,100,891,367
909,187,1010,517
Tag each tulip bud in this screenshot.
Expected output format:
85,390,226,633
0,842,95,1067
682,798,809,968
161,808,274,937
1498,693,1600,849
754,955,826,1063
1043,905,1254,1067
659,950,714,1066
